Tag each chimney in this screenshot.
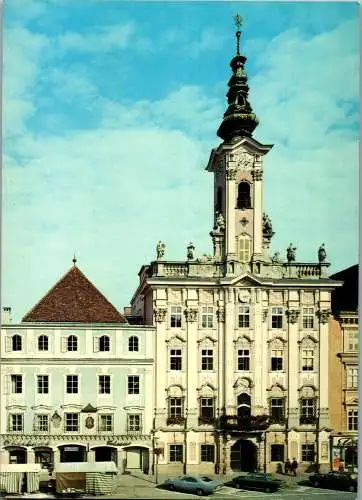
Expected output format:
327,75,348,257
1,307,12,324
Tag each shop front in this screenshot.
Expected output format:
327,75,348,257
331,436,358,472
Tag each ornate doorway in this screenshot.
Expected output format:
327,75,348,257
230,439,257,472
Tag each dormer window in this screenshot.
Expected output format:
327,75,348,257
237,182,251,209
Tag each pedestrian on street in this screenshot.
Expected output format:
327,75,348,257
291,458,298,476
284,459,291,474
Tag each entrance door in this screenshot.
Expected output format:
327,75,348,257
126,448,141,469
95,447,112,462
230,439,257,472
59,446,86,463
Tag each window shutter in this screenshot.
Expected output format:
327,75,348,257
61,337,67,353
93,337,99,353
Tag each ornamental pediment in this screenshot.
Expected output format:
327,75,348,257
227,273,270,287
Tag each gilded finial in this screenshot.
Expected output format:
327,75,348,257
233,13,242,55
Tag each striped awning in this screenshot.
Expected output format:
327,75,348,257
0,472,23,494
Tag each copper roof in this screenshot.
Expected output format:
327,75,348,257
22,265,126,323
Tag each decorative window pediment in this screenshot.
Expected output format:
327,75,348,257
268,336,286,346
298,385,317,398
234,335,252,345
267,383,286,396
166,335,185,347
298,335,318,346
166,384,185,397
197,383,215,398
197,336,216,347
233,377,253,392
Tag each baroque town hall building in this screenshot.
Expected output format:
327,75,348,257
131,25,341,474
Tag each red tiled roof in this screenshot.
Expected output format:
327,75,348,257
22,265,127,323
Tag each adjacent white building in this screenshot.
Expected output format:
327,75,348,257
130,28,342,475
0,264,155,473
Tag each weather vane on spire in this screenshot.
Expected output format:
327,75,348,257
233,13,243,55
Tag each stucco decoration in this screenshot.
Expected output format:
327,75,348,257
262,309,268,322
286,309,300,324
168,289,182,302
216,308,225,323
51,411,62,428
184,308,198,323
317,309,331,324
269,291,283,304
226,168,237,180
197,383,215,397
302,291,315,304
252,168,263,181
233,377,253,392
238,289,250,303
199,290,213,303
237,152,254,171
167,385,184,397
154,308,167,323
85,416,94,429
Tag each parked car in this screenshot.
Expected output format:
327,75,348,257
309,471,357,492
164,475,222,495
232,472,285,493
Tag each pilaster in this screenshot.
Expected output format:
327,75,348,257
224,288,235,412
252,161,263,256
225,167,237,258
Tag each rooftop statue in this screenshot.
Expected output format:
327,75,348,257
318,243,327,263
286,243,296,263
187,242,195,261
156,240,165,260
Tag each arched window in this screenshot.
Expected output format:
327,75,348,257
237,393,251,419
99,335,110,352
216,187,223,213
67,335,78,352
238,235,251,262
128,336,139,352
237,182,251,209
38,335,49,351
12,335,22,351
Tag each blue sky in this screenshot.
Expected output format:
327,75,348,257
3,1,359,321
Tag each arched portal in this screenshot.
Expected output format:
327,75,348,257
124,446,150,474
6,446,27,464
92,446,117,464
58,444,86,463
230,439,257,472
34,446,53,470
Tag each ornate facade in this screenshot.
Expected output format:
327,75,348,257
130,22,342,475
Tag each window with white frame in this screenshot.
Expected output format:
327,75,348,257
302,307,315,329
300,398,316,423
201,306,214,329
170,349,182,370
271,307,283,329
271,349,283,371
347,409,358,431
127,375,139,394
168,397,183,417
170,306,182,328
201,349,213,371
12,335,22,351
270,398,285,423
66,375,78,394
237,349,250,371
169,444,183,462
238,306,250,328
200,445,215,462
37,375,49,394
38,335,49,351
345,330,359,352
34,414,49,432
67,335,78,352
238,235,251,262
128,336,139,352
127,414,142,432
99,375,111,394
99,335,110,352
199,398,214,419
302,349,314,371
65,413,79,432
99,414,113,432
9,414,23,432
347,367,358,389
11,375,22,394
301,443,314,462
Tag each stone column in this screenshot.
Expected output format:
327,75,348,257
224,288,235,414
252,165,263,257
225,168,237,259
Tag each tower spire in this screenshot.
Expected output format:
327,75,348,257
217,14,259,142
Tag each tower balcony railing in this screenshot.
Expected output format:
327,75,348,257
283,262,330,279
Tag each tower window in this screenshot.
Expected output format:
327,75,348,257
216,187,223,213
237,182,251,209
238,235,251,262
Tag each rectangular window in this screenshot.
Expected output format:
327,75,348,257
201,306,214,329
302,307,314,329
271,350,283,371
346,330,359,352
271,307,283,329
99,375,111,394
200,398,214,419
301,444,315,462
300,398,316,423
270,398,285,423
127,414,142,432
347,409,358,431
237,349,250,371
99,414,113,432
34,414,49,432
128,375,139,395
65,413,79,432
238,306,250,328
201,349,213,371
270,444,284,462
200,445,215,462
37,375,49,394
239,237,251,262
170,349,182,370
9,414,23,432
302,350,314,371
169,397,183,417
347,368,358,389
169,444,183,462
66,375,78,394
170,306,182,328
11,375,22,394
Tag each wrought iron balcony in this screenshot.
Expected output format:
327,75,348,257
219,414,270,431
167,416,186,426
198,416,215,426
269,416,286,425
300,416,317,425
